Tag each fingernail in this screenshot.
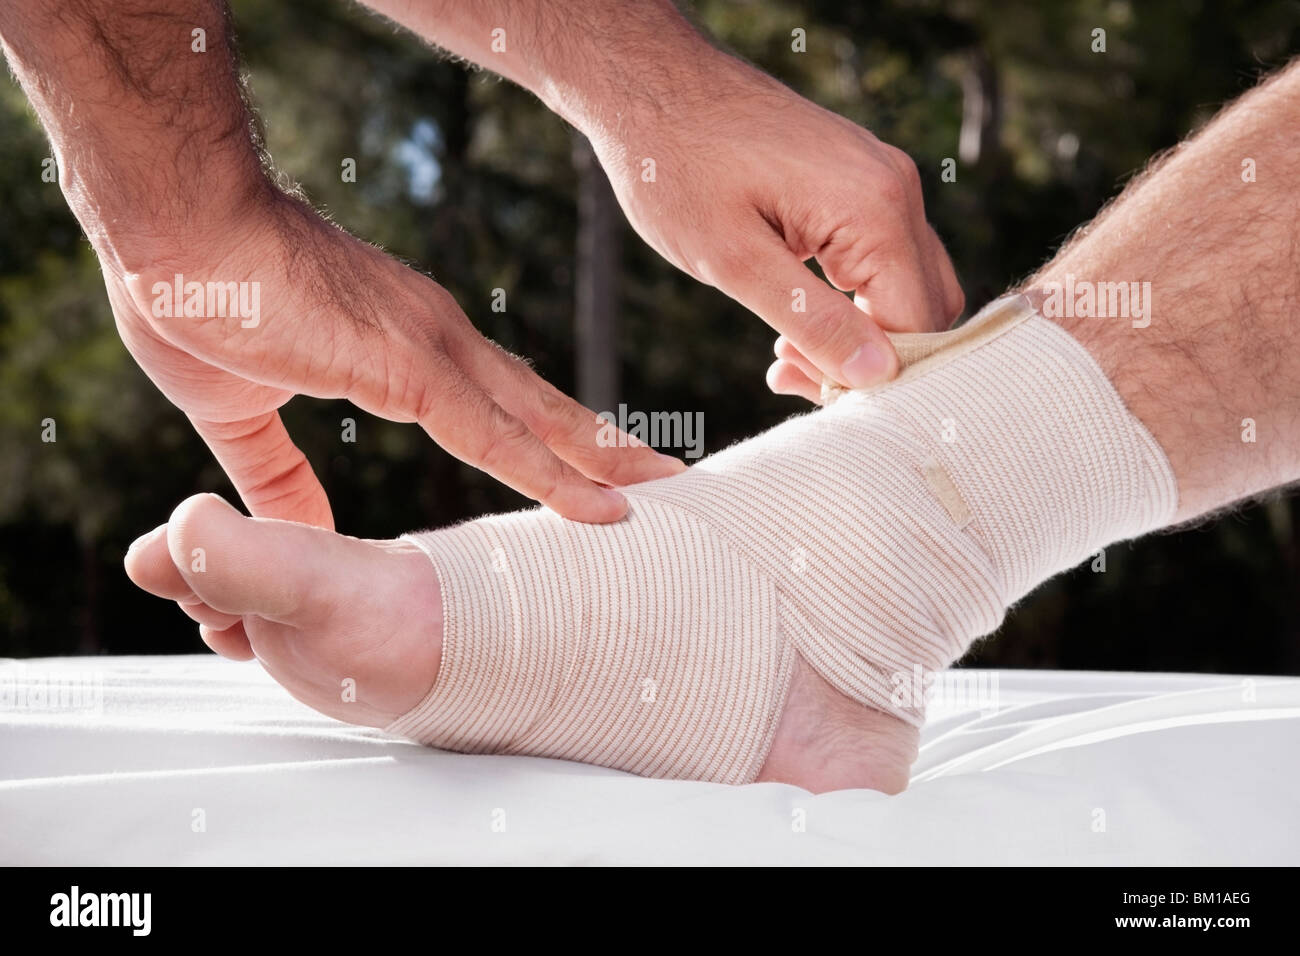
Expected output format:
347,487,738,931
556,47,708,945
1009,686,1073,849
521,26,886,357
601,487,628,509
840,343,892,389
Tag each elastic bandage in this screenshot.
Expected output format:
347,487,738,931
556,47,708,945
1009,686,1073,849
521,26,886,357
386,295,1178,782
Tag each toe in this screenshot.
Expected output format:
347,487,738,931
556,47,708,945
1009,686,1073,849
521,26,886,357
125,524,189,600
176,597,243,632
126,519,249,637
165,493,364,625
199,621,255,661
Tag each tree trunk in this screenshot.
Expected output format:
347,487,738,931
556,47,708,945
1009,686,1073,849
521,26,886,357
571,132,622,413
959,47,1001,168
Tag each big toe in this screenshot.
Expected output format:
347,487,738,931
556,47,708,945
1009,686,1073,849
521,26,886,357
165,493,350,624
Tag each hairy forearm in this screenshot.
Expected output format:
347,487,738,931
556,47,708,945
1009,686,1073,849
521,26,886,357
0,0,269,274
1026,62,1300,522
359,0,731,138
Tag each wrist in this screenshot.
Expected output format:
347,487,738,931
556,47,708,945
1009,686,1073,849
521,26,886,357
536,9,730,141
71,153,277,279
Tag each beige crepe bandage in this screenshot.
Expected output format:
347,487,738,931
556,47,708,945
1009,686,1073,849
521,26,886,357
387,294,1177,783
821,292,1036,404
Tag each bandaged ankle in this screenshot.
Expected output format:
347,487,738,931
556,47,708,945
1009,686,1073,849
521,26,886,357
386,294,1178,782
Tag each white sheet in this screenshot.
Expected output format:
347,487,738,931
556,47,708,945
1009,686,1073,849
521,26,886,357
2,655,1296,865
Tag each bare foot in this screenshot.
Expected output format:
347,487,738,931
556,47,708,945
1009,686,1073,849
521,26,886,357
126,493,918,792
125,494,442,728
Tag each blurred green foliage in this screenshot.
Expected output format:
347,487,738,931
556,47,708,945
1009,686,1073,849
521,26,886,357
1,0,1297,672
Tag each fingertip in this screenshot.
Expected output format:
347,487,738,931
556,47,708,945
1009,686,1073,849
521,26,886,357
925,225,966,326
558,434,687,490
767,360,824,404
594,486,630,521
945,279,966,327
765,359,787,394
838,335,899,389
602,445,687,484
554,485,629,524
651,452,688,477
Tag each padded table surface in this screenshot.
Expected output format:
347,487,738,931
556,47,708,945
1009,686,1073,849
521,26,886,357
2,656,1296,865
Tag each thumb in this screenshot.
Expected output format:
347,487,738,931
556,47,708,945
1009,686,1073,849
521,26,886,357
190,412,334,530
708,231,898,389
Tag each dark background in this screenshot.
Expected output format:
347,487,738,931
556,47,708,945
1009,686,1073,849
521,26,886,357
1,0,1297,673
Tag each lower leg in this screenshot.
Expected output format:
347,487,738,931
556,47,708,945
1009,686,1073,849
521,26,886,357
1024,62,1300,520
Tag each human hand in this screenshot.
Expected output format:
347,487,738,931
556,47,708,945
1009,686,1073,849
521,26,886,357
109,194,682,529
1,0,680,527
351,0,961,395
586,48,964,393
